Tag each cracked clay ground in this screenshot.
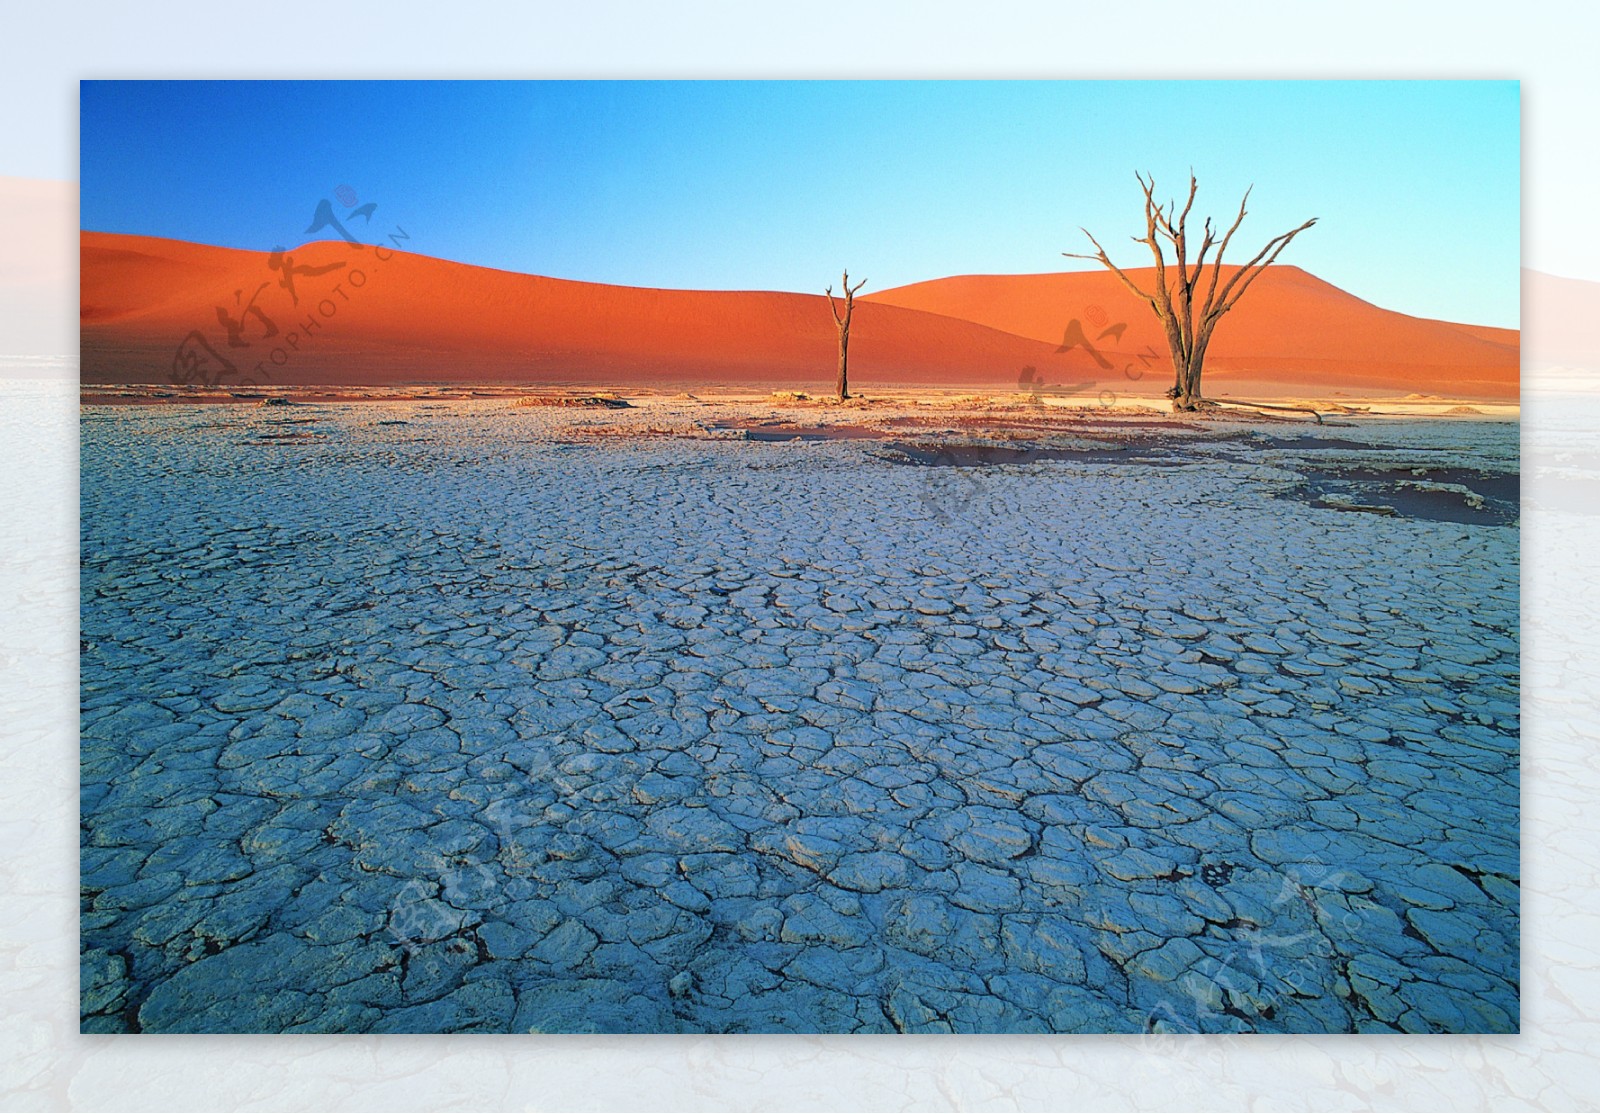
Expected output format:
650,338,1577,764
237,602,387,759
80,400,1519,1034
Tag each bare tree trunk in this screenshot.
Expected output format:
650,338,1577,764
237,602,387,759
836,326,850,400
1180,332,1213,410
826,270,867,402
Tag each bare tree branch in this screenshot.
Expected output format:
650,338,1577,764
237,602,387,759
1132,173,1187,376
1210,217,1318,317
1064,228,1159,308
1189,216,1216,290
1200,186,1252,321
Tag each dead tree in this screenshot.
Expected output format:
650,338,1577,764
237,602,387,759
1066,173,1316,412
825,270,867,401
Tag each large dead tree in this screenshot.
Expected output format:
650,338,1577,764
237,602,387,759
825,270,866,401
1066,173,1316,411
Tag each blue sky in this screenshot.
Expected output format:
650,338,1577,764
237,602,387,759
80,80,1520,327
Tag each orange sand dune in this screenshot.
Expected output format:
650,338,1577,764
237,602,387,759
82,232,1517,400
82,233,1125,391
865,267,1519,401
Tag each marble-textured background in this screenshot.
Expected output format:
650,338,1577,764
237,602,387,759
4,3,1599,1107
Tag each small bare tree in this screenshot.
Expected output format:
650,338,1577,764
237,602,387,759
825,269,867,401
1067,173,1316,411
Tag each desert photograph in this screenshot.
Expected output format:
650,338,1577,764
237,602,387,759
78,79,1519,1034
